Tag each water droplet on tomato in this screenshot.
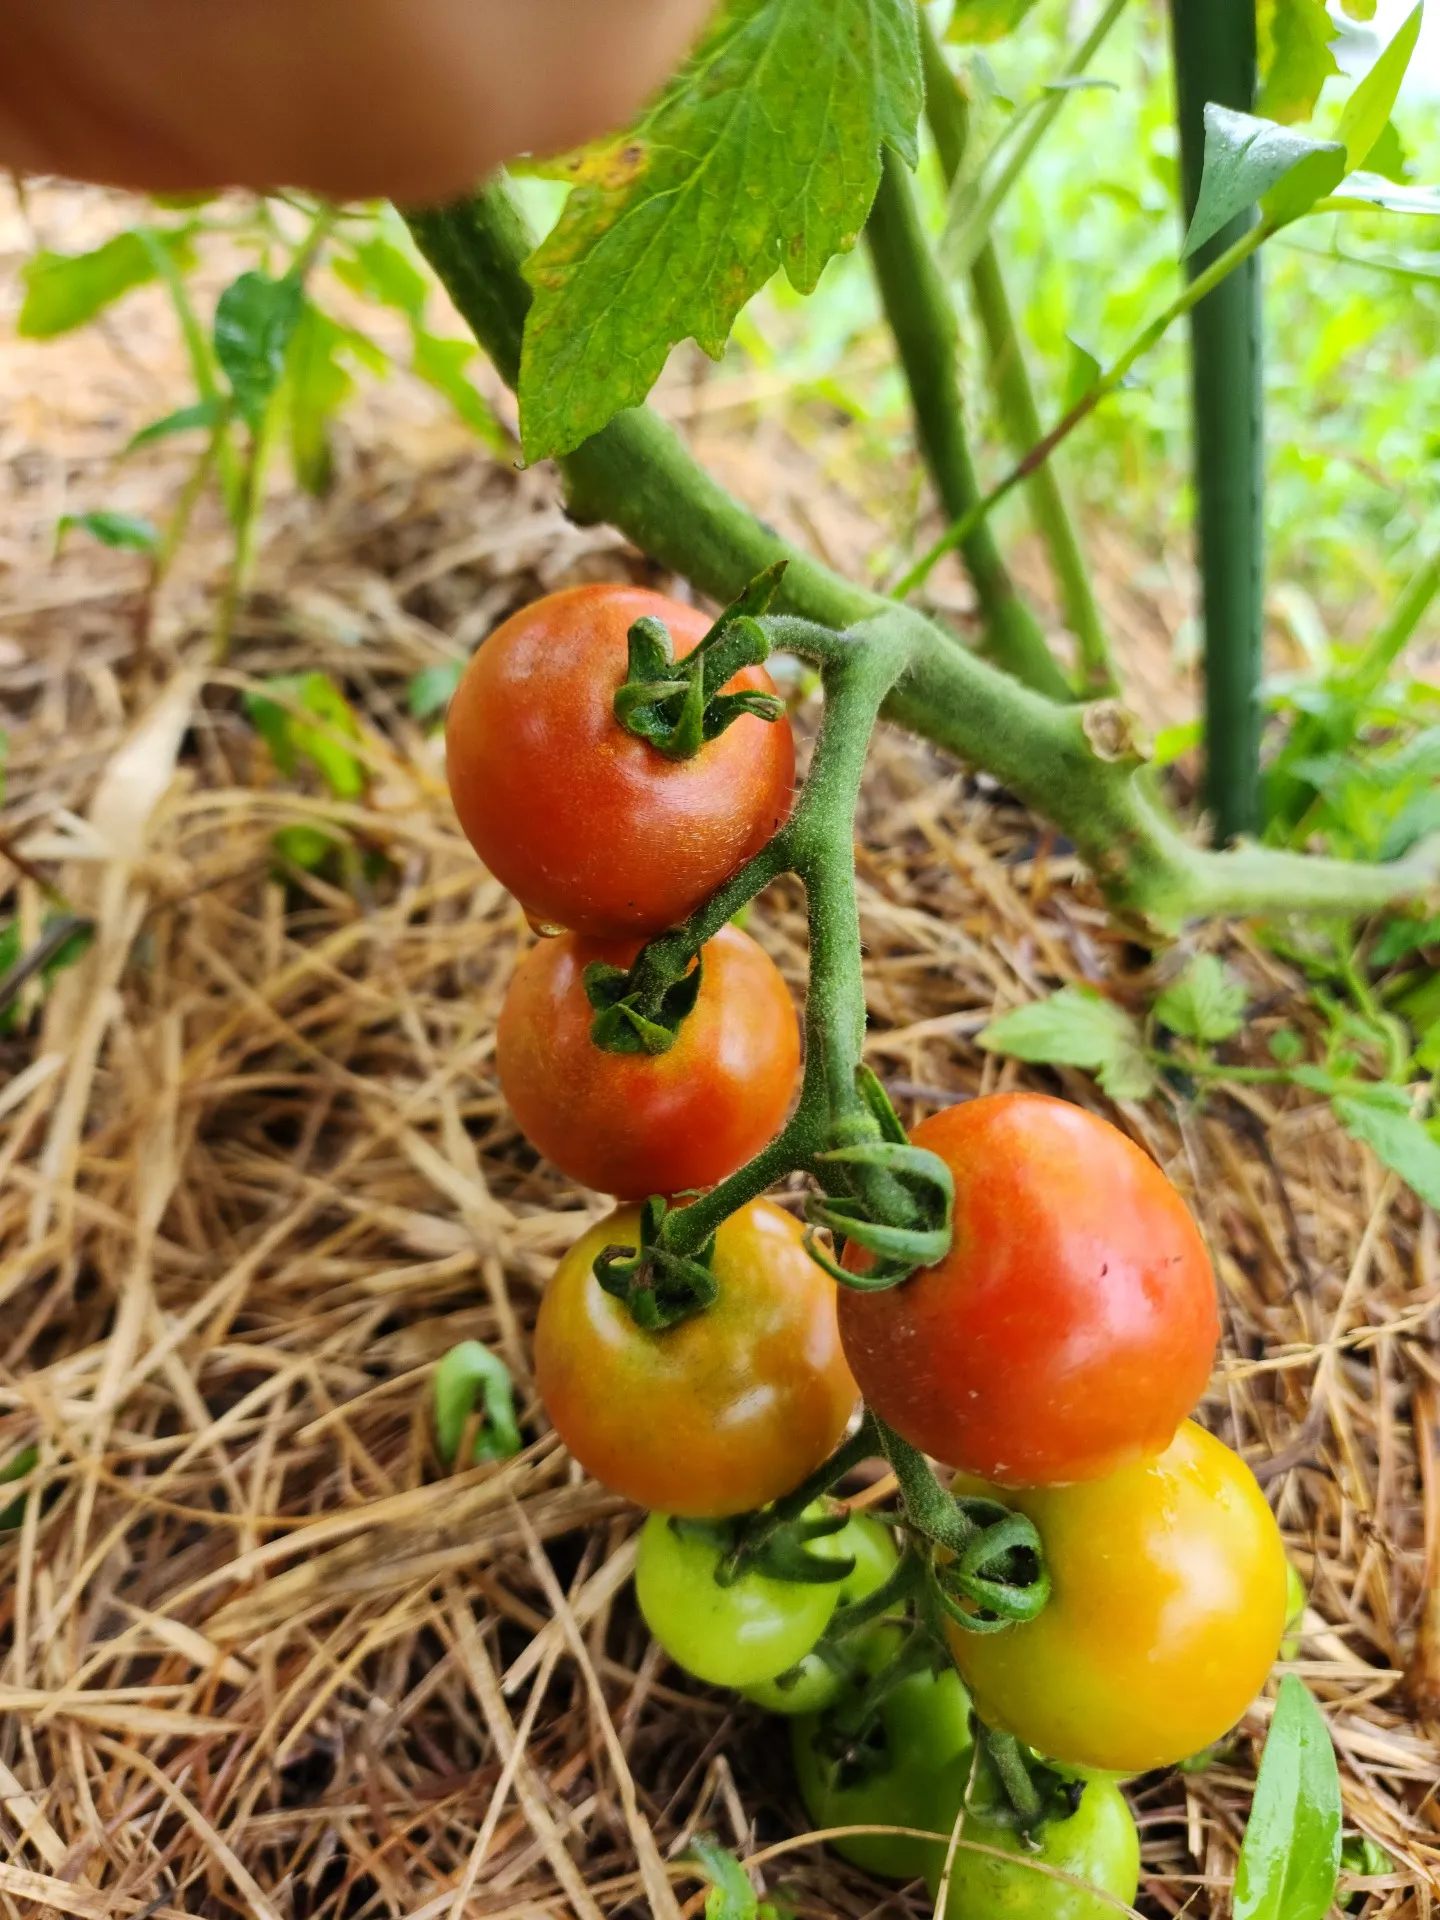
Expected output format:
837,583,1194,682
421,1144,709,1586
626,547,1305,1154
524,911,565,938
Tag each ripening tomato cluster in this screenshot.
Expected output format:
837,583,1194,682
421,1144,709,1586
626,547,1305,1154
446,585,1293,1912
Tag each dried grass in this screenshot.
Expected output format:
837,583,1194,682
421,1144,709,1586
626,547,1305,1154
0,182,1437,1919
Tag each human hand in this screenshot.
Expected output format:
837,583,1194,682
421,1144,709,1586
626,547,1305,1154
0,0,715,203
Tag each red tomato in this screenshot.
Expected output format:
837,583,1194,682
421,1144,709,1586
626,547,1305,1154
534,1199,859,1517
945,1422,1289,1773
497,923,799,1200
445,586,795,938
838,1093,1218,1486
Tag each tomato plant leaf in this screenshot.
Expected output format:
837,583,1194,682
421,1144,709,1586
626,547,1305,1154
947,0,1042,44
215,270,306,430
1371,912,1440,968
978,986,1156,1100
18,228,191,338
245,673,367,802
517,0,922,461
1331,1096,1440,1208
1233,1677,1341,1920
1183,106,1346,256
1336,2,1423,171
1155,955,1248,1044
1340,0,1377,15
56,511,161,555
332,226,432,322
1258,0,1341,125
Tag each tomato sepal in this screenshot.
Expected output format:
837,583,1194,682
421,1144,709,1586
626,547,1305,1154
583,949,705,1055
613,563,789,760
806,1098,956,1289
593,1194,719,1331
676,1506,858,1590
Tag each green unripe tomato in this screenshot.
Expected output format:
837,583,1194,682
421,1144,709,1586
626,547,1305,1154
1280,1560,1307,1662
927,1777,1140,1919
635,1508,849,1689
792,1662,973,1880
742,1513,901,1715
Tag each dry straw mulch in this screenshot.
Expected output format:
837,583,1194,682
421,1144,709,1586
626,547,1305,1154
0,182,1438,1920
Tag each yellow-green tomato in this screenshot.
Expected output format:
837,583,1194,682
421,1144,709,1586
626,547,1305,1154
635,1509,847,1689
946,1422,1288,1775
792,1664,974,1880
742,1513,901,1715
928,1778,1140,1920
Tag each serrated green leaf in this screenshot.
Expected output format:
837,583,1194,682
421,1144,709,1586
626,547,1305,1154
126,398,226,454
287,302,357,498
56,511,161,555
215,270,306,430
1333,1096,1440,1206
1183,106,1347,256
1258,0,1342,124
245,672,367,802
947,0,1041,43
18,229,190,338
517,0,922,460
408,661,465,723
1234,1677,1341,1920
1337,3,1423,170
978,986,1156,1100
1156,955,1249,1044
412,332,509,454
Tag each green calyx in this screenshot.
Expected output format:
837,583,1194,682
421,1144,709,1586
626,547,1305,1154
614,562,788,759
672,1503,857,1590
880,1423,1050,1633
584,948,703,1054
594,1194,719,1331
971,1729,1085,1839
805,1067,954,1289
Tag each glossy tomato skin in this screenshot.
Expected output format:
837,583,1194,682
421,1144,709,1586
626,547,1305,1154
928,1777,1139,1920
497,923,799,1200
535,1200,859,1518
445,586,795,938
945,1421,1289,1775
792,1664,973,1880
741,1513,901,1715
636,1506,849,1689
839,1093,1218,1486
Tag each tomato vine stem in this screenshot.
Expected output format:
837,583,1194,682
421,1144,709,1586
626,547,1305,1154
406,181,1440,927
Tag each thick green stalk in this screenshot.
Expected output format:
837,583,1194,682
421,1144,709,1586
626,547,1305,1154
1169,0,1265,844
922,23,1117,696
864,150,1073,702
403,183,1439,925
